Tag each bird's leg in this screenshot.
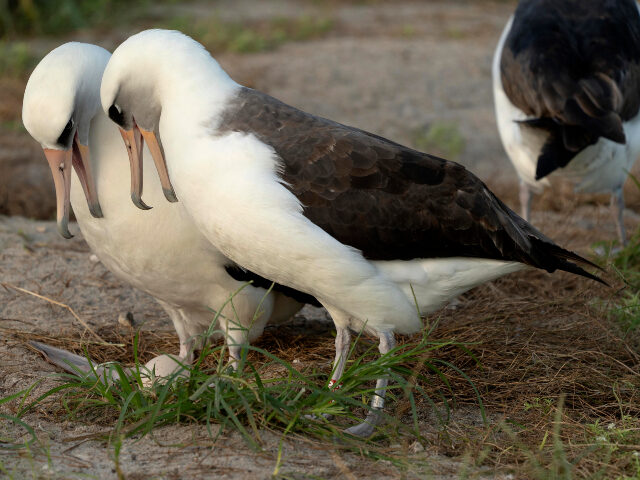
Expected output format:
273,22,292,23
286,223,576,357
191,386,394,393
227,341,242,370
329,327,351,391
309,327,352,421
178,335,197,364
344,331,396,437
519,179,532,221
158,301,195,363
611,187,627,246
218,316,247,371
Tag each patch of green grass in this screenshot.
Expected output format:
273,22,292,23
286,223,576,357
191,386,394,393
0,0,152,38
0,421,93,479
520,399,579,480
500,398,596,479
445,28,465,39
587,416,639,447
598,235,640,332
308,0,381,4
0,413,37,450
4,296,481,465
412,121,465,161
584,416,640,479
1,119,27,132
0,41,39,77
601,227,640,289
610,290,640,335
16,229,33,243
523,397,555,415
0,412,44,479
493,396,640,479
400,24,417,37
596,175,640,333
166,15,334,54
0,459,24,480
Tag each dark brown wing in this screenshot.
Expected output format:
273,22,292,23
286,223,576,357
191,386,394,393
500,0,640,179
218,87,602,282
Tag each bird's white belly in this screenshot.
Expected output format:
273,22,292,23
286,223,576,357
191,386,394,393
374,258,524,314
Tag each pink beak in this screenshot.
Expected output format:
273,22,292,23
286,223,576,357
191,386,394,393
44,134,102,239
119,121,177,210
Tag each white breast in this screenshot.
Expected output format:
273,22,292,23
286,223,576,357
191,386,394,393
69,113,277,337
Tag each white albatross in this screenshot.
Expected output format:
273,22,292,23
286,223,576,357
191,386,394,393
22,42,306,381
493,0,640,245
99,29,604,436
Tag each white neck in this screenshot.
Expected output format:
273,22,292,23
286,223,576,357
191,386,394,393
160,60,240,134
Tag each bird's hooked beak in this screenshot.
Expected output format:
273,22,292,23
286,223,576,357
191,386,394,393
72,133,103,219
44,133,103,239
119,120,178,210
119,126,149,210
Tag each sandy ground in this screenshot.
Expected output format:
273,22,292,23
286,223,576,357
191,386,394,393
0,220,497,478
1,1,638,478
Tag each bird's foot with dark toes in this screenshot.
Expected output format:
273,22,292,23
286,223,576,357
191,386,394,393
344,409,383,437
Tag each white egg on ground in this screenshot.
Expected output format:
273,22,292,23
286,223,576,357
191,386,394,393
141,354,190,387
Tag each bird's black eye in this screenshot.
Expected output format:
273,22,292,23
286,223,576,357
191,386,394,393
108,104,125,126
56,118,74,148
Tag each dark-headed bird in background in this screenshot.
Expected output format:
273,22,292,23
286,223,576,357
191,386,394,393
493,0,640,244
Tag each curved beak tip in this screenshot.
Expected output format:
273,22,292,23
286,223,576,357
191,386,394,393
57,224,74,239
163,188,178,203
131,193,152,211
89,202,104,219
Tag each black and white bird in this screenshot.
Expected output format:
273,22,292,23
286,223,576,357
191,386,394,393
493,0,640,244
99,29,603,436
22,42,306,379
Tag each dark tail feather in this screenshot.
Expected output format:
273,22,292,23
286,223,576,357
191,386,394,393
535,134,578,179
533,123,608,180
578,74,623,118
565,98,625,144
568,74,625,143
529,237,608,286
522,72,626,181
518,120,596,180
488,188,608,286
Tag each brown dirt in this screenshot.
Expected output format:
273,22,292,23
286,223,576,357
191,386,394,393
2,1,640,479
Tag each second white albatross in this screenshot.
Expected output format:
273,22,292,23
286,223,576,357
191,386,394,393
100,29,604,436
22,42,308,381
